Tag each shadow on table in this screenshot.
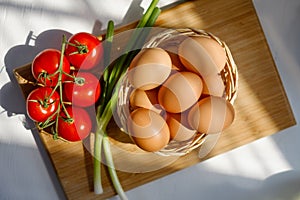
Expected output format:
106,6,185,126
0,29,74,200
1,29,72,118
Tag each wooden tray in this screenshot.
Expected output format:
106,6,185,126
13,0,296,199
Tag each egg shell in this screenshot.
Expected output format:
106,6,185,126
127,108,170,152
202,73,225,97
128,48,172,90
178,36,227,77
163,44,186,71
170,53,186,71
158,71,203,113
166,112,197,142
129,88,163,114
188,96,235,134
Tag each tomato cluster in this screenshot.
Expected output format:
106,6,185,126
26,32,103,142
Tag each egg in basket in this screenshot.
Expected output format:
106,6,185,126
114,28,238,157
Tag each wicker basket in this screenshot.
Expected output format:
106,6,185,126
115,28,238,156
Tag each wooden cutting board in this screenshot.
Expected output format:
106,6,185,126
13,0,296,199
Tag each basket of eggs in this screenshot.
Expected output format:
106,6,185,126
115,28,238,156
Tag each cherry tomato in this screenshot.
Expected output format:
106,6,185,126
32,49,71,87
64,32,103,70
63,72,101,107
26,87,60,122
57,106,92,142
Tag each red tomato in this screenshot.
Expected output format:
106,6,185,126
26,87,60,122
32,49,70,87
63,72,101,107
64,32,103,70
57,106,92,142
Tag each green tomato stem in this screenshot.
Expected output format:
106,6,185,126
58,36,71,120
42,34,71,138
52,37,71,138
66,40,89,55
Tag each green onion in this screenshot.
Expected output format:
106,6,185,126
106,0,160,100
93,20,115,195
93,0,161,198
136,0,160,28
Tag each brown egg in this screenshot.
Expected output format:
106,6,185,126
163,44,186,71
128,48,172,90
202,73,225,97
178,36,227,77
188,96,235,134
166,112,197,141
129,88,162,114
127,108,170,152
158,71,203,113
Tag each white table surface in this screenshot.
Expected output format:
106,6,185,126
1,0,300,199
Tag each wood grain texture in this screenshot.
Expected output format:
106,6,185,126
13,0,296,199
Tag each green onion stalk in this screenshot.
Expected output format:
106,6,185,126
93,0,161,198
